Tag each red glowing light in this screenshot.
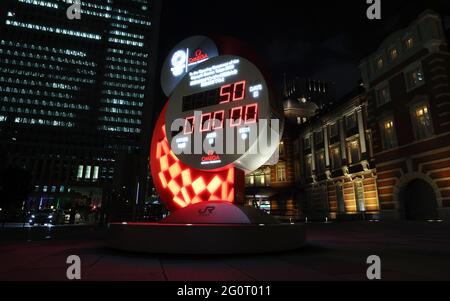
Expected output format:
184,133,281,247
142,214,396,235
188,49,209,64
233,80,246,101
219,84,232,104
184,116,195,135
200,113,212,132
245,103,258,124
230,106,243,127
212,110,225,130
150,103,238,212
219,81,247,104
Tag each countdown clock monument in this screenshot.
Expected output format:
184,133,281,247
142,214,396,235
108,36,305,254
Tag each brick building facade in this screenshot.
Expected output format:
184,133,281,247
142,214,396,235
360,10,450,220
246,10,450,222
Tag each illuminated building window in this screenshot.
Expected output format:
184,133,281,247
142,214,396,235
314,131,323,144
246,169,270,187
304,155,312,178
345,112,357,130
411,103,433,140
303,136,311,150
376,84,391,107
330,123,339,138
346,138,361,164
18,0,58,9
93,166,99,180
405,65,425,90
85,166,92,179
390,48,399,61
405,36,414,49
380,118,398,150
376,56,384,70
279,141,285,156
330,145,341,170
354,181,365,212
256,174,267,186
276,162,287,182
6,20,101,40
315,151,326,175
77,165,83,180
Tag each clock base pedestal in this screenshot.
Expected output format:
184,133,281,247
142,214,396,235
107,202,305,254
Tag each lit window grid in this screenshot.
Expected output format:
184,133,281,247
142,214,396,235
0,58,96,76
109,30,144,40
0,48,96,67
105,73,146,83
98,125,141,133
6,20,102,40
0,86,73,100
103,81,145,91
101,98,143,108
0,77,80,92
106,56,148,66
107,48,148,59
99,107,143,116
14,117,75,127
0,40,88,58
99,116,142,125
0,96,89,110
1,106,77,119
102,89,145,99
0,70,97,86
106,64,147,74
18,0,58,9
108,37,143,47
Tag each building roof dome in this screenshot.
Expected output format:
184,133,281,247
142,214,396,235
283,97,319,123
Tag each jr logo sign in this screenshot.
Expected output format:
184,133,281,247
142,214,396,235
198,206,215,217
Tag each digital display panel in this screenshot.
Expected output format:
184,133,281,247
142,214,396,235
182,81,246,112
165,55,280,172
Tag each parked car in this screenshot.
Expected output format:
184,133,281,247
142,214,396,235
29,209,65,226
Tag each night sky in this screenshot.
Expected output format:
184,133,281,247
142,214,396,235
158,0,450,99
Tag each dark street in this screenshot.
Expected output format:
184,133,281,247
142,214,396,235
1,222,449,281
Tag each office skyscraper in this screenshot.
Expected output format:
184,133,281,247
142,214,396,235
0,0,161,220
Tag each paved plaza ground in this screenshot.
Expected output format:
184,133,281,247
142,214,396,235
0,221,449,281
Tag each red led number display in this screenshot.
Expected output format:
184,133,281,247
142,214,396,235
219,81,246,104
184,103,258,134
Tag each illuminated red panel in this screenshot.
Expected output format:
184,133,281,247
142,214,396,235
184,116,195,135
150,103,237,212
212,110,225,130
219,84,232,104
181,169,192,186
207,176,222,194
245,103,258,124
230,106,243,127
200,113,212,132
233,80,246,101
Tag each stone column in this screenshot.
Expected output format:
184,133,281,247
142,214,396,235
339,119,347,160
323,125,330,167
357,108,367,154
